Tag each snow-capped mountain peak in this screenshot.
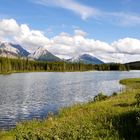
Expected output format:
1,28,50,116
31,47,50,59
0,42,19,57
0,41,29,58
29,47,61,62
68,54,104,64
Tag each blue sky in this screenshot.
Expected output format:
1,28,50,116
1,0,140,42
0,0,140,63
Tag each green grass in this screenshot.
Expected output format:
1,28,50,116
120,78,140,85
0,78,140,140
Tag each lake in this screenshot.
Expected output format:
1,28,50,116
0,71,140,130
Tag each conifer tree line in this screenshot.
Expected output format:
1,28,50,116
0,57,129,74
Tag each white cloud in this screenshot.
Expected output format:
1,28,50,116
0,19,20,37
0,18,50,51
112,38,140,55
33,0,98,20
0,18,140,63
74,30,87,37
105,12,140,26
15,25,50,50
32,0,140,26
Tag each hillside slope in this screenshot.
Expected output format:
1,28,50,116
126,61,140,70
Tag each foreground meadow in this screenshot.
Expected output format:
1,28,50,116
0,78,140,140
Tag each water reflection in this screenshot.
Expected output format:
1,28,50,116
0,71,140,129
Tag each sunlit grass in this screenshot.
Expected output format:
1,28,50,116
120,78,140,85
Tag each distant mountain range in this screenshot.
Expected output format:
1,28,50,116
1,41,140,70
0,41,61,62
0,41,105,64
68,54,104,64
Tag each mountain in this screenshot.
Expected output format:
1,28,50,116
0,41,104,64
68,54,104,64
0,41,29,58
29,47,61,62
10,44,30,57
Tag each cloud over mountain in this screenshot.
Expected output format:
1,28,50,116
0,18,140,63
0,19,50,52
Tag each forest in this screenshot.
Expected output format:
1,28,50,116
0,57,129,74
126,61,140,70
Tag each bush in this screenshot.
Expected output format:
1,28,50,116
112,92,118,96
94,92,108,102
135,93,140,106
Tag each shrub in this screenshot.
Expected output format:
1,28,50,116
112,92,118,96
94,92,108,102
135,93,140,106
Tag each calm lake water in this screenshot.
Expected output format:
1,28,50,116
0,71,140,129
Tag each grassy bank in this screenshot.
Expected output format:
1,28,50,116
0,78,140,140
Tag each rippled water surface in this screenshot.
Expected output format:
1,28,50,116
0,71,140,129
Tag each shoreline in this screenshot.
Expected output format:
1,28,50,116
0,69,133,76
0,78,140,139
